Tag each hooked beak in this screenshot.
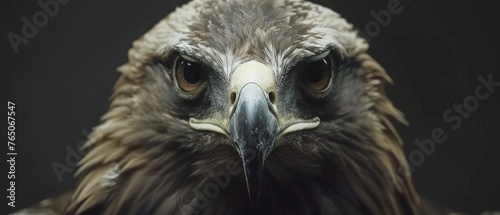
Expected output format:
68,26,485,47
188,60,320,203
227,60,279,204
228,82,279,204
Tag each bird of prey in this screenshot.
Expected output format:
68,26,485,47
11,0,499,215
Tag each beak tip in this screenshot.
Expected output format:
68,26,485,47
242,163,263,205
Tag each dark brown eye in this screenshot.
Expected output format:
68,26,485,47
302,57,333,91
174,56,206,92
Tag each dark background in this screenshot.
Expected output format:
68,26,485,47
1,0,499,214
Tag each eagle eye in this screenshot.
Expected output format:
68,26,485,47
174,55,206,92
301,54,334,91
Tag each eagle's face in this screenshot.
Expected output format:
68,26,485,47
71,0,419,214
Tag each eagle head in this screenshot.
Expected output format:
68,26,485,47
68,0,420,214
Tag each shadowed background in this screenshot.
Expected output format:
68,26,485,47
1,0,499,214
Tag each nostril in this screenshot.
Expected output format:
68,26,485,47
230,92,237,105
268,91,276,104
